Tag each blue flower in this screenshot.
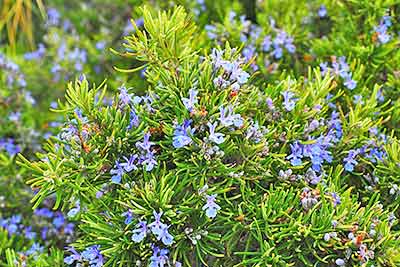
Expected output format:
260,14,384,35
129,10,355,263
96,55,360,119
67,202,81,218
331,192,341,207
343,149,359,172
118,86,133,108
281,91,297,111
127,110,140,130
122,210,134,225
182,89,198,112
207,122,225,144
374,16,392,44
110,161,125,184
262,35,272,52
136,133,157,171
149,211,167,236
81,245,104,267
219,105,243,128
202,194,221,218
344,77,357,90
303,136,333,172
120,154,139,172
318,5,327,18
149,246,169,267
64,247,82,265
287,141,303,166
132,221,148,243
136,132,154,152
26,243,44,256
24,226,36,239
156,225,174,246
173,120,195,148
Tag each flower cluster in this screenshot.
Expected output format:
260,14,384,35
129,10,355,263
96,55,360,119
110,132,157,183
320,56,357,90
373,15,392,44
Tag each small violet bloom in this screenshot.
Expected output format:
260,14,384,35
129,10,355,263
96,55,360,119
281,91,297,111
207,122,225,144
182,89,198,112
202,194,221,219
131,221,148,243
173,120,195,148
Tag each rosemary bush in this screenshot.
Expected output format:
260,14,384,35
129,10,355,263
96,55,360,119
17,4,400,267
0,0,399,266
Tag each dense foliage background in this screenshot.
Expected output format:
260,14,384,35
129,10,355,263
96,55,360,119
0,0,399,266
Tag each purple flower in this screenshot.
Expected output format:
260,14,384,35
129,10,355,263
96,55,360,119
149,246,169,267
207,122,225,144
331,192,341,207
118,86,133,108
156,225,174,246
136,133,154,152
182,89,198,112
287,141,303,166
318,5,327,18
149,211,167,236
202,194,221,218
127,110,140,129
173,120,195,148
110,161,125,184
262,35,272,52
281,91,297,111
120,154,139,172
344,149,359,172
132,221,148,243
122,210,134,225
219,105,243,128
344,77,357,90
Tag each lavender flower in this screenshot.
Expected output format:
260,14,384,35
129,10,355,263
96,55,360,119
300,188,319,211
207,122,225,144
318,5,327,18
182,89,198,112
287,141,303,166
127,110,140,130
374,16,392,44
132,221,148,243
281,91,297,111
219,105,243,128
122,210,134,225
149,211,167,236
173,120,195,148
202,194,221,218
149,246,169,267
110,161,125,184
330,192,341,207
118,86,133,108
120,154,139,172
343,149,359,172
149,211,174,246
